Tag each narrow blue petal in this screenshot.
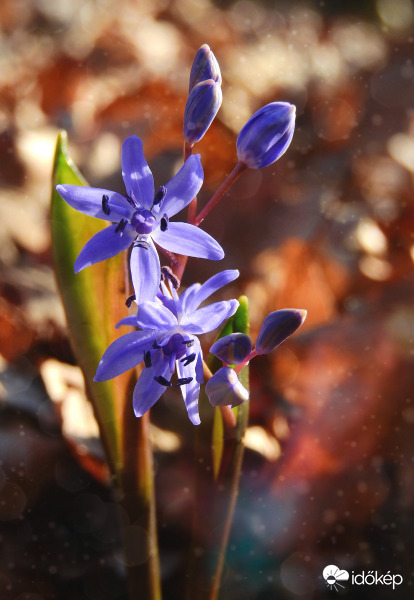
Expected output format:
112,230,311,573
186,269,239,312
116,315,138,328
56,185,132,221
130,237,161,305
94,330,157,381
152,222,224,260
161,155,203,217
135,300,177,331
133,350,172,417
177,339,202,425
74,224,135,273
178,283,201,313
180,299,239,334
121,136,154,209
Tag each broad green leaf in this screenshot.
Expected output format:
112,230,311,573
51,131,132,476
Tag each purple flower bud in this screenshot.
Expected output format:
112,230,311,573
236,102,296,169
189,44,222,91
183,79,222,144
210,333,252,365
255,309,306,355
206,367,249,408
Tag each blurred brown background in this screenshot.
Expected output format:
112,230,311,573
1,0,414,598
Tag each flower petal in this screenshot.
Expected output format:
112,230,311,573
133,350,172,417
56,185,132,221
121,136,154,209
177,338,202,425
178,283,201,313
161,155,203,217
180,299,239,334
152,222,224,260
94,330,157,381
135,301,177,331
186,269,239,312
74,224,136,273
130,237,161,305
116,315,138,329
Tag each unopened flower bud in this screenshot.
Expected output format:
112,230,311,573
183,79,222,144
255,309,306,355
210,333,252,365
206,367,249,408
236,102,296,169
189,43,222,91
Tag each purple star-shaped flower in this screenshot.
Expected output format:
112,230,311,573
56,135,224,304
94,269,239,425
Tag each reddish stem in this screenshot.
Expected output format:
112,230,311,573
194,161,247,227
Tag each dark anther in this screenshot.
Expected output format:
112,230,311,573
125,294,136,307
102,194,111,215
161,266,180,290
182,339,195,347
134,240,150,250
154,375,172,387
124,193,136,208
115,219,127,234
175,377,193,386
180,353,196,366
153,186,167,206
152,341,161,349
160,214,169,232
144,351,152,368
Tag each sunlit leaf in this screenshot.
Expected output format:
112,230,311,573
51,130,132,476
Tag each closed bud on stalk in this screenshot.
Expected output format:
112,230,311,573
237,102,296,169
256,309,306,355
189,43,222,91
206,367,249,408
183,79,222,144
210,333,252,365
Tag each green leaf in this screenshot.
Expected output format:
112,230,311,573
51,131,131,476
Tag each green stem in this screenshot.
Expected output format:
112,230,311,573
120,395,162,600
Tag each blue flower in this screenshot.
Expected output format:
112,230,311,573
236,102,296,169
56,136,224,304
205,366,249,408
94,270,239,425
206,308,306,408
189,43,222,91
183,79,222,144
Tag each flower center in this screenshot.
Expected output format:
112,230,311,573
130,209,156,234
162,333,189,360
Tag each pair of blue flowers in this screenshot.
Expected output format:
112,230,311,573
56,47,300,424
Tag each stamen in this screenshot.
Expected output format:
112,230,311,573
134,240,150,250
176,377,193,386
161,266,180,290
125,294,136,307
152,341,161,349
124,193,136,208
144,351,152,368
154,375,172,387
102,194,110,215
182,339,195,348
180,353,196,366
115,219,127,234
160,214,169,232
153,186,167,206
